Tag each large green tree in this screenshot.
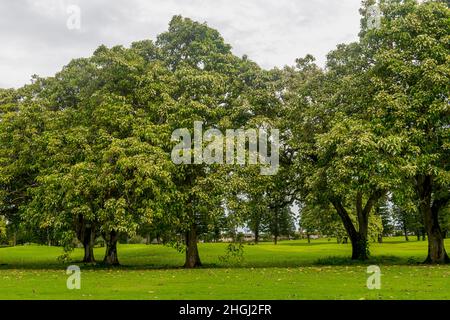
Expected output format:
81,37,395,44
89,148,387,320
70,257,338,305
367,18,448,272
362,0,449,263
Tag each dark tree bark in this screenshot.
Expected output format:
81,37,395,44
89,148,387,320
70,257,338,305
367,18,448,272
82,226,96,263
332,199,366,260
403,225,409,242
254,220,260,244
332,191,383,261
378,234,383,244
75,215,96,263
184,225,201,268
307,233,311,244
416,175,449,264
103,230,119,266
272,208,280,245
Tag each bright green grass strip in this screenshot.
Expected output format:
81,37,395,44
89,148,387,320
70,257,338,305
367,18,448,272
0,237,449,299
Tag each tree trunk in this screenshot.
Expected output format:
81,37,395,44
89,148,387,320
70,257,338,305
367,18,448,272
82,226,96,263
403,225,409,242
75,215,96,263
378,234,383,244
184,225,201,268
307,233,311,244
331,192,379,261
416,175,449,264
354,192,370,260
424,225,449,264
254,228,259,244
274,235,278,245
350,231,369,260
103,230,119,266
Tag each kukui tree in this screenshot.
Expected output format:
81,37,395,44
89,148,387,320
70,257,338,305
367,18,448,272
361,0,450,263
21,42,175,265
284,42,402,260
1,4,448,269
0,85,50,250
155,16,276,267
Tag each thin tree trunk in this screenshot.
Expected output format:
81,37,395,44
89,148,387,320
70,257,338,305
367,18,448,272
82,226,96,263
274,235,278,245
307,233,311,244
404,225,409,242
184,225,201,268
103,230,119,266
75,215,96,263
378,234,383,243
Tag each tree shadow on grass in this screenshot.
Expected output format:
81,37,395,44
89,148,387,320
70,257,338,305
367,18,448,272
313,255,422,266
0,255,429,271
275,241,340,247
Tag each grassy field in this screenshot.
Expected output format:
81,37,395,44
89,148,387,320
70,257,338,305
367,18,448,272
1,237,450,300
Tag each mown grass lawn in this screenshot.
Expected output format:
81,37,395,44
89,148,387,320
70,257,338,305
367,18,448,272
0,237,449,300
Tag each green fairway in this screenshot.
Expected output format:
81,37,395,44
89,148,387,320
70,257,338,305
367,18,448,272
1,237,449,300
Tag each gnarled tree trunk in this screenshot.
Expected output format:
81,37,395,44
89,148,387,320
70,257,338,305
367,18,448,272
75,215,96,263
332,191,382,261
82,225,96,263
103,230,120,266
416,175,449,264
184,225,201,268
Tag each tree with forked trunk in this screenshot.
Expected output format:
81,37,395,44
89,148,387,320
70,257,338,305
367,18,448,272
331,191,385,260
284,47,396,261
415,175,449,263
362,0,450,263
102,230,120,266
75,216,97,263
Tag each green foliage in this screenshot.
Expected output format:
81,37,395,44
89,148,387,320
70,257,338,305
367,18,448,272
0,1,448,265
0,216,6,244
218,242,245,265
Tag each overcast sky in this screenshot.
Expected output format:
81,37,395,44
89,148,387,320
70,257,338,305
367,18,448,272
0,0,362,88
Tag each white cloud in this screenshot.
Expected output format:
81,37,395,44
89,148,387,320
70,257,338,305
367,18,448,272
0,0,362,88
